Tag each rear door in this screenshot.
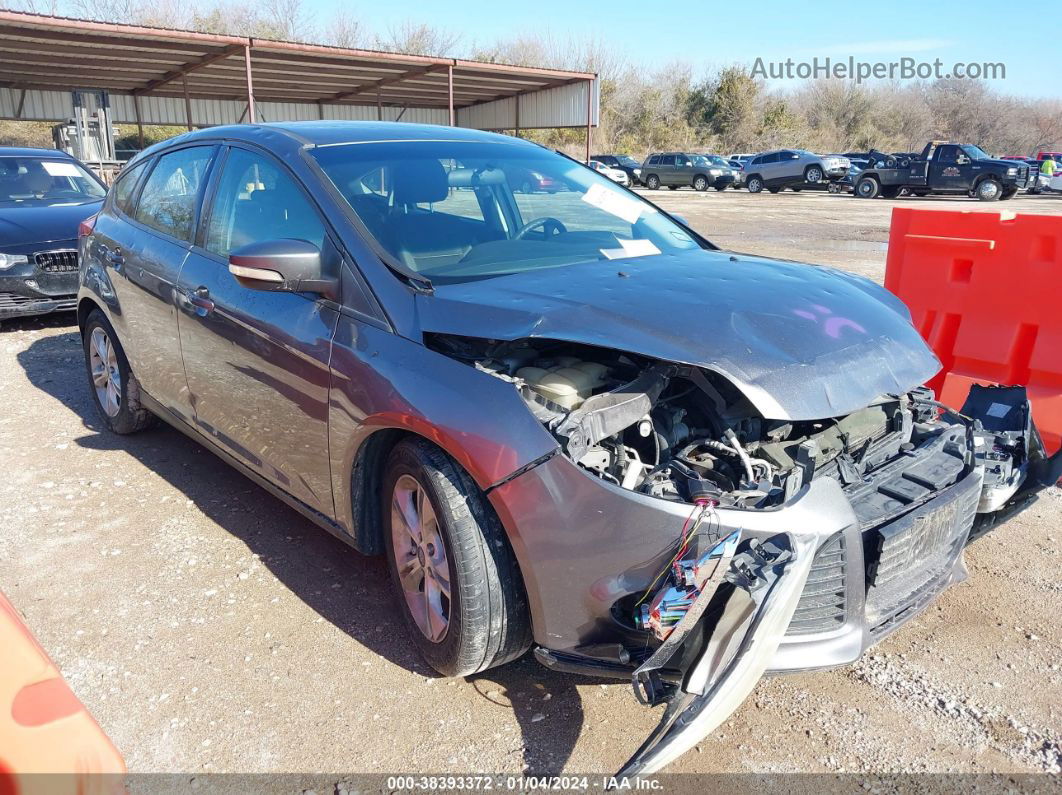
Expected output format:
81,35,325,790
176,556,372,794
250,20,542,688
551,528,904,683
659,154,678,185
175,144,339,516
673,154,693,186
96,145,216,421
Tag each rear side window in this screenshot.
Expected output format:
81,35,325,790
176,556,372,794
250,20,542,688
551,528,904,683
112,161,146,216
660,155,676,166
134,146,214,242
203,147,325,258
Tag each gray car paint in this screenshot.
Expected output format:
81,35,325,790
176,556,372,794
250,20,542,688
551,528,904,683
74,121,1020,777
415,251,941,421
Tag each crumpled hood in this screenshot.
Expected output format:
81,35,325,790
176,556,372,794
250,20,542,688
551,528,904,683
0,200,101,250
416,249,941,421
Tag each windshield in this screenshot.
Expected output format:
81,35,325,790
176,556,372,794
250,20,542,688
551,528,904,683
615,155,640,167
704,155,729,166
0,156,105,205
311,140,703,284
962,145,992,160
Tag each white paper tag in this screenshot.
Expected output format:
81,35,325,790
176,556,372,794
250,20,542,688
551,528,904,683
601,238,661,260
41,161,81,177
986,402,1011,419
581,182,645,224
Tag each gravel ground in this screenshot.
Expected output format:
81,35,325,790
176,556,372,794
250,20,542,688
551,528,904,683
1,189,1060,777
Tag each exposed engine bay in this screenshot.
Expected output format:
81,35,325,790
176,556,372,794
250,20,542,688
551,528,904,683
431,334,1030,520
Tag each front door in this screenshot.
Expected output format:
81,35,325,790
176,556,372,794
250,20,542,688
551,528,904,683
930,145,970,192
175,145,339,516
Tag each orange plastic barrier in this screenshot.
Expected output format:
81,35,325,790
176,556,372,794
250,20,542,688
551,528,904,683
0,592,124,795
885,207,1062,455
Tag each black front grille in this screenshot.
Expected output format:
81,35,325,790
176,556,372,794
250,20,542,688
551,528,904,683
787,531,847,635
865,473,979,631
0,292,35,307
34,250,78,273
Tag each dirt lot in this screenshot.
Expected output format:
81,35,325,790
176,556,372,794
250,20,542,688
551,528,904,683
1,189,1060,777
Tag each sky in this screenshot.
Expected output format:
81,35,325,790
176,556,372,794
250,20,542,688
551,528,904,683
301,0,1056,98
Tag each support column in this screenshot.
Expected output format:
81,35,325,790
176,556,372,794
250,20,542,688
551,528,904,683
514,94,520,138
447,63,455,126
376,90,382,121
133,93,144,150
585,78,593,164
182,76,193,132
244,44,256,123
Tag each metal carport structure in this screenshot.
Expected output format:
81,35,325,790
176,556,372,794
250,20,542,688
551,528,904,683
0,10,598,156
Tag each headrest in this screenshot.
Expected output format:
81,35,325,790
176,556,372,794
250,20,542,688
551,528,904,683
391,159,449,204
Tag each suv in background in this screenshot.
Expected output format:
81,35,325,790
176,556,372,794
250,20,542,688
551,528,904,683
640,152,736,191
743,150,849,193
591,154,642,186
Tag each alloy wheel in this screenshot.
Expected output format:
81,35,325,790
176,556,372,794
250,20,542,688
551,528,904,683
89,326,121,417
390,474,451,643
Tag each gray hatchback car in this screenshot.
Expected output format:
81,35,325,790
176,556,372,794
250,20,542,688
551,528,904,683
743,149,850,192
77,121,1055,776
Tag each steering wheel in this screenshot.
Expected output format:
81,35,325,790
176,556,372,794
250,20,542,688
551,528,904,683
514,217,567,240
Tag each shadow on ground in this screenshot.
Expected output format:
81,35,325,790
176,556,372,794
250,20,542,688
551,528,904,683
14,321,591,773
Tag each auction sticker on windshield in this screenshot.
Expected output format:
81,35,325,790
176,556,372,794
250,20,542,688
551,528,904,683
41,161,82,177
581,181,648,224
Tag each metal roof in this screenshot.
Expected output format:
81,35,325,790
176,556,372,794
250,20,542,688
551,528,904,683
0,10,594,111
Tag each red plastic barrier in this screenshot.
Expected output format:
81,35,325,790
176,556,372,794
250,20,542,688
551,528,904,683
885,207,1062,455
0,592,125,794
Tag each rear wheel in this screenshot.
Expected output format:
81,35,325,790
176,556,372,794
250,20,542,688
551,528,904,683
646,174,660,190
693,175,708,191
713,185,727,191
767,186,781,194
81,309,153,434
382,438,531,677
1000,187,1017,201
976,178,1002,201
881,185,901,199
667,185,678,190
746,175,764,193
855,176,881,199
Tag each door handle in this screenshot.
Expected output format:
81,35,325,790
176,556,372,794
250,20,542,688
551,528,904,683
185,285,215,314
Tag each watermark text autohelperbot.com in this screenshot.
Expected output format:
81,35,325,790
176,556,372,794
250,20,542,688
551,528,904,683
751,56,1005,83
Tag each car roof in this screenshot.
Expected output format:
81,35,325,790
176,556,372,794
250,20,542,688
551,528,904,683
0,146,76,158
158,121,539,151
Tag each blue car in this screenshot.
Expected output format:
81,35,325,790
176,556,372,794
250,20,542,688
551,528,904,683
0,147,106,322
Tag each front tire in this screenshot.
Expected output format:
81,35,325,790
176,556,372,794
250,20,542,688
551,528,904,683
81,309,153,434
746,175,764,193
645,174,660,190
805,165,824,183
382,438,531,677
693,175,708,191
976,178,1003,201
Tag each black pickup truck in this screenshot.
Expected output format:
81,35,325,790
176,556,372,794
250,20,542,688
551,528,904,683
853,142,1030,201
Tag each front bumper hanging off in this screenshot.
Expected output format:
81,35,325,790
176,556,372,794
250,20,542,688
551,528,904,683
617,532,818,776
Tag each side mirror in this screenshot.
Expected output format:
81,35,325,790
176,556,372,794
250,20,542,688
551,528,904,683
228,239,336,297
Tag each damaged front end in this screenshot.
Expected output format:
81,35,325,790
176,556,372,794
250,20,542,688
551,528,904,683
428,333,1059,775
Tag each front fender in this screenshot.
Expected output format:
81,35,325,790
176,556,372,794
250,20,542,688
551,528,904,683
327,315,560,537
